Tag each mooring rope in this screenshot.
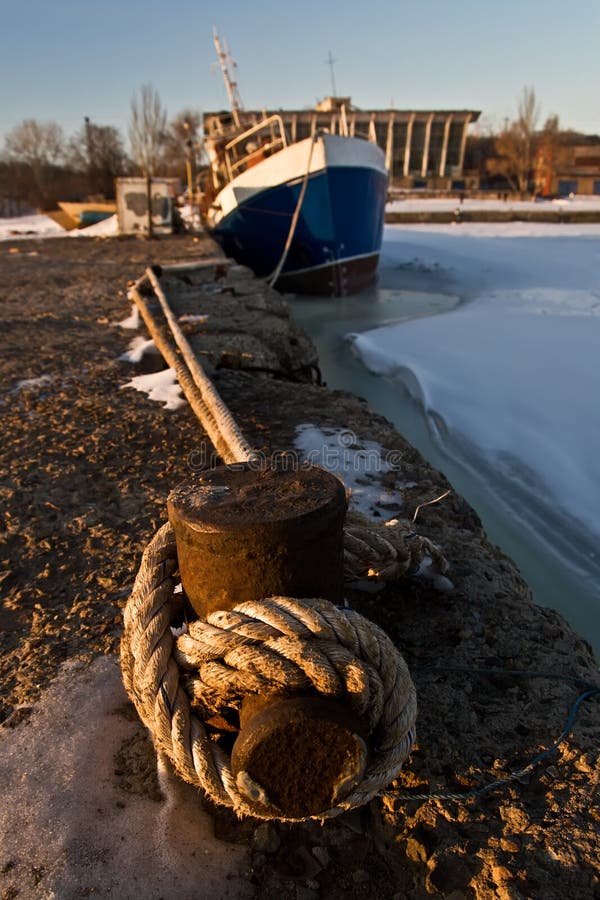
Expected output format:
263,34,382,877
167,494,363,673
268,132,319,288
344,510,449,582
121,522,417,821
121,524,598,817
145,266,256,464
130,277,241,465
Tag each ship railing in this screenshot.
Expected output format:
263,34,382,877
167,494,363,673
224,115,288,180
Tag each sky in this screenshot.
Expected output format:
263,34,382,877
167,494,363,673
1,0,599,147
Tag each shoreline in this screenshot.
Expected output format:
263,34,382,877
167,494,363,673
385,210,600,224
385,198,600,225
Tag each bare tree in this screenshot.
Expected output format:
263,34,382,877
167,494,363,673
128,84,167,176
487,87,541,197
4,118,64,168
67,120,130,198
3,119,65,207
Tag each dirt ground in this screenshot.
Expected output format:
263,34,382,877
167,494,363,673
1,233,599,899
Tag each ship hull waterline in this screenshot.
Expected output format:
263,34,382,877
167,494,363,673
209,163,388,297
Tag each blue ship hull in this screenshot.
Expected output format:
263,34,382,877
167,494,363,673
211,165,388,296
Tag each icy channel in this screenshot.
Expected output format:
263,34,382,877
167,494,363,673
290,223,600,656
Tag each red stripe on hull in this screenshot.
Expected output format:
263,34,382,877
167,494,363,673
274,253,380,297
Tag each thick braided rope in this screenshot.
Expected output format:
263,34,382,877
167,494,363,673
145,266,256,465
343,511,449,582
121,522,417,822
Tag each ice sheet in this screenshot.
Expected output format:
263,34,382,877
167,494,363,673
352,225,600,552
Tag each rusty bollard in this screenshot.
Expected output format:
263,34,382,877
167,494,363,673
167,462,369,818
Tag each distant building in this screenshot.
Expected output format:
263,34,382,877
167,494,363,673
204,99,481,189
551,144,600,196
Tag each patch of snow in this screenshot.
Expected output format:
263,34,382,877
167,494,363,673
413,556,454,592
121,368,186,410
114,303,140,329
13,374,52,392
294,423,403,519
178,203,202,230
70,213,118,237
119,335,158,363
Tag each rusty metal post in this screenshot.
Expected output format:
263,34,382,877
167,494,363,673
167,462,369,818
145,174,153,238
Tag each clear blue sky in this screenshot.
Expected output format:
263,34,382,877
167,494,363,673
1,0,599,146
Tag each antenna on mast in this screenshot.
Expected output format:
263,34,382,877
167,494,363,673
326,50,337,98
213,28,243,127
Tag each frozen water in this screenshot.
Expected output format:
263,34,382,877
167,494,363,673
291,222,600,653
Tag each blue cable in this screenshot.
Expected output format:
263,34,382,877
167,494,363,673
380,667,600,804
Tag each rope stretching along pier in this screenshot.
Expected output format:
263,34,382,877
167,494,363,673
123,264,433,819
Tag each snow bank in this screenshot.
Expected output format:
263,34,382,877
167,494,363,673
71,213,118,237
0,211,119,241
0,213,64,240
353,291,600,539
0,657,250,899
387,195,600,214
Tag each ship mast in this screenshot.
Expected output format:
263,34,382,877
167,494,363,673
213,28,243,128
326,51,337,99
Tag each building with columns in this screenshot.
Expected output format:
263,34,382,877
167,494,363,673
204,98,480,189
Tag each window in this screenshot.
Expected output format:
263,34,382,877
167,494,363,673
558,180,577,196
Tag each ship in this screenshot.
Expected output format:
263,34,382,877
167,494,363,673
202,33,388,297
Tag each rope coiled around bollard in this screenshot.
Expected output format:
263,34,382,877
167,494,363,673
121,522,418,822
